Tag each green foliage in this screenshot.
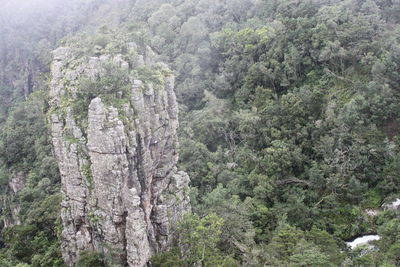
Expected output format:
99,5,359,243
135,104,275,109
150,247,182,267
81,163,93,190
166,0,400,265
373,40,400,91
71,62,131,124
177,213,230,265
288,239,331,267
0,91,62,265
1,193,63,266
151,213,237,266
0,91,50,170
76,251,107,267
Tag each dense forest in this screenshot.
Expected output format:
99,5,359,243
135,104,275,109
1,0,400,266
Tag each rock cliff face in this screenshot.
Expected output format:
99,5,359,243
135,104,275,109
49,43,190,266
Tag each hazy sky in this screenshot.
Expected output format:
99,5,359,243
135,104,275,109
0,0,72,21
2,0,58,11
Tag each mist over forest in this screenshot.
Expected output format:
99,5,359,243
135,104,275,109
1,0,400,266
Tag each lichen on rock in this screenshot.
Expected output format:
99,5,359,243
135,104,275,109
48,36,190,266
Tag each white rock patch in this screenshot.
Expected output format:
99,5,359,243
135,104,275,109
347,235,380,249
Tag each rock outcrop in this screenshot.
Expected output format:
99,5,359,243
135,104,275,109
1,172,25,229
49,43,190,266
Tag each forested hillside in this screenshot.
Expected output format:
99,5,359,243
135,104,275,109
1,0,400,266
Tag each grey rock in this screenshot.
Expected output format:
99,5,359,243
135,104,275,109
49,45,190,267
9,172,25,194
1,172,26,228
3,204,21,228
382,198,400,211
53,47,71,61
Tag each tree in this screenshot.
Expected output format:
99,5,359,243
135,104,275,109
76,251,107,267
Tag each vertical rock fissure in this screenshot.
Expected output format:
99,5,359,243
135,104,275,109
119,210,129,266
135,133,146,199
126,147,135,189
